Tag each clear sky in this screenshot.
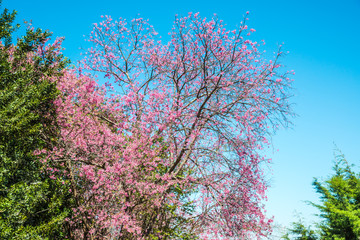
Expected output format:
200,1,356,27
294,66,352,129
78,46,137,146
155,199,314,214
5,0,360,235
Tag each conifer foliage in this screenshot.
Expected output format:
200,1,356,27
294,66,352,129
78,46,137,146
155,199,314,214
283,152,360,240
0,3,73,238
311,153,360,239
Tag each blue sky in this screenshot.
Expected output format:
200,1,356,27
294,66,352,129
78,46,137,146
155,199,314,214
5,0,360,234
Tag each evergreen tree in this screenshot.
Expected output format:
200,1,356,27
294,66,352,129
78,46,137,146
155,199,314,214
0,2,73,239
283,152,360,240
311,152,360,240
281,217,319,240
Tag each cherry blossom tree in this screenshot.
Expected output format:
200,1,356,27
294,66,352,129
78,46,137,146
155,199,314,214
45,12,293,239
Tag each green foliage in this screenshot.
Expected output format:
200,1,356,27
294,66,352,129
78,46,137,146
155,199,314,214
0,2,73,239
310,152,360,240
281,218,319,240
284,151,360,240
0,1,18,47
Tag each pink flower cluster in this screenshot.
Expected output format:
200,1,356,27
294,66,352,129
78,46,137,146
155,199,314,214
43,12,292,239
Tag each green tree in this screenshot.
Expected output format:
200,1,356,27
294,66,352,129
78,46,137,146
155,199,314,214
0,2,73,239
283,152,360,240
310,152,360,240
282,217,319,240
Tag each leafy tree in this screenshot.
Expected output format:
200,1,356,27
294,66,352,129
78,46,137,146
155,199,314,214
0,2,73,239
310,152,360,240
283,152,360,240
45,12,293,239
0,1,18,47
281,217,319,240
